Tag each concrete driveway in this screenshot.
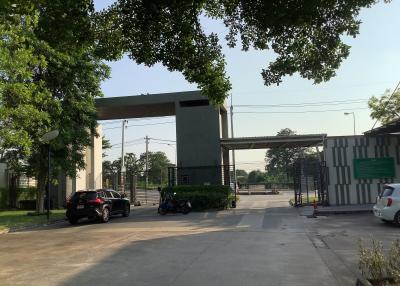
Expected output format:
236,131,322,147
0,192,397,286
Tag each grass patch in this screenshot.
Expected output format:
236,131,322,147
0,209,66,230
289,195,317,206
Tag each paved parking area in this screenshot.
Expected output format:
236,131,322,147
0,193,398,286
305,211,400,282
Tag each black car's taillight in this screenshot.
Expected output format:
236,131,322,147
88,198,104,205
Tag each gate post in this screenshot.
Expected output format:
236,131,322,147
130,174,137,204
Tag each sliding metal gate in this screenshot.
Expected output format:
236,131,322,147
293,160,328,206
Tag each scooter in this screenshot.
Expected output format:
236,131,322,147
158,192,192,215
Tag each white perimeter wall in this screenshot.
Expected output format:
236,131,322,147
66,126,103,197
325,135,400,205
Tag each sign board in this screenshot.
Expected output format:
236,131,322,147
353,158,395,179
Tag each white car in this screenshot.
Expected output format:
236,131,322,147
373,184,400,225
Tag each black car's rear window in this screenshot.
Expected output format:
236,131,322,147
381,187,394,197
72,192,97,202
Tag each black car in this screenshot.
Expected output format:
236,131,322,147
66,189,130,224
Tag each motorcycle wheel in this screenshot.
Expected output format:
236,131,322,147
158,207,167,215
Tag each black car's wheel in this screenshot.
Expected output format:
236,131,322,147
68,216,78,225
123,204,131,217
182,206,191,214
394,211,400,226
100,207,110,223
158,207,167,215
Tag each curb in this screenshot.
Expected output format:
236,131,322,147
316,209,373,215
3,218,67,234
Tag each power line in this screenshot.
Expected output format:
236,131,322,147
99,120,123,125
110,137,143,147
235,107,368,114
234,100,367,108
232,80,394,95
103,121,175,130
99,116,175,125
151,141,176,146
148,137,176,143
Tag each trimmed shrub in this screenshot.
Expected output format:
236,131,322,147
161,185,237,211
0,188,8,209
0,187,37,210
17,187,36,201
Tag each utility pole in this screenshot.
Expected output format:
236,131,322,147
230,94,237,206
145,135,149,204
121,120,128,193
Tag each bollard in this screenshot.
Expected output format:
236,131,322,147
313,200,318,218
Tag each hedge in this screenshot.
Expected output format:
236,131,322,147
0,188,8,210
0,187,37,210
161,185,237,211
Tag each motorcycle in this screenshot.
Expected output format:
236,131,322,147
158,192,192,215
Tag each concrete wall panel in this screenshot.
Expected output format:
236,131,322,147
325,135,400,205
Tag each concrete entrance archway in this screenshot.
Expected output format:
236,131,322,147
96,90,229,185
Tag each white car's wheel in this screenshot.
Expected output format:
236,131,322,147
394,211,400,226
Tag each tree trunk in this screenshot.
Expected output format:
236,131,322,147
8,174,18,208
36,174,46,213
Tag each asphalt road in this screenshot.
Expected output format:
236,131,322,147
0,192,398,286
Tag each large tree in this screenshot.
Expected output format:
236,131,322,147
103,151,171,185
96,0,379,104
102,136,112,157
368,89,400,125
1,2,109,212
235,169,248,184
265,128,312,179
109,152,143,175
247,170,266,184
138,151,171,185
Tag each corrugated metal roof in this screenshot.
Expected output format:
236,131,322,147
364,118,400,135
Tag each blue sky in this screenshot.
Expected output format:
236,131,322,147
95,1,400,171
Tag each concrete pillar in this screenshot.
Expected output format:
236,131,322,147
65,125,103,197
175,100,223,185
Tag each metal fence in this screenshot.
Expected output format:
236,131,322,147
238,182,294,195
103,170,165,205
293,160,328,206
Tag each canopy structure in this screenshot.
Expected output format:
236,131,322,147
220,134,327,150
364,119,400,136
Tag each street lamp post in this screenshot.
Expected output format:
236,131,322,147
167,144,177,166
121,120,128,193
344,112,356,136
230,95,237,208
40,130,59,223
167,144,177,186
